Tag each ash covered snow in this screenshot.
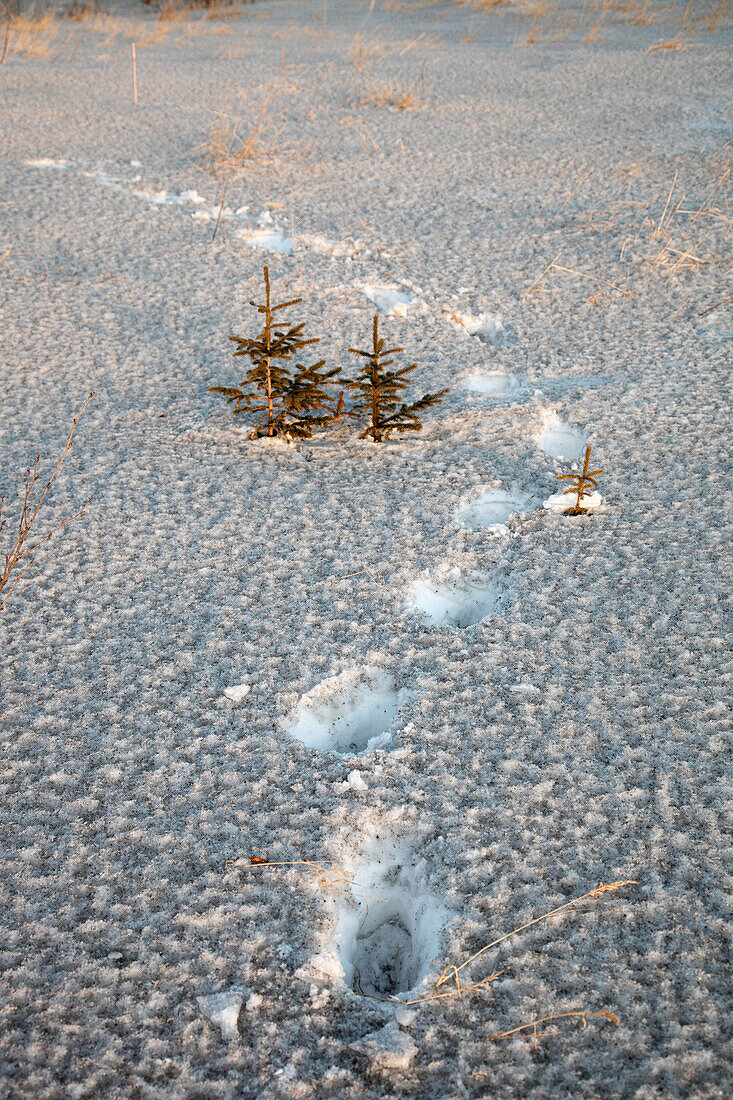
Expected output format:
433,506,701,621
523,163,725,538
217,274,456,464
1,1,731,1097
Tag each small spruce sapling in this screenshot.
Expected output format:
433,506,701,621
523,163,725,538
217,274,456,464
346,315,448,442
557,445,604,515
209,265,342,439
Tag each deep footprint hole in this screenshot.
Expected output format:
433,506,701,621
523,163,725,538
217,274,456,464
335,839,451,999
353,911,419,997
286,668,405,755
413,573,504,628
455,490,529,530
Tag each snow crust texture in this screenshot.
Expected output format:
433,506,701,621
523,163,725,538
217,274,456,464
1,1,731,1098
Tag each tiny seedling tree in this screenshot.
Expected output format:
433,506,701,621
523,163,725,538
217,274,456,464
209,266,342,439
346,315,448,442
557,445,604,515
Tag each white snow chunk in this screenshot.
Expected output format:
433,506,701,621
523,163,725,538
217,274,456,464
509,682,541,695
294,951,345,987
340,769,368,792
242,226,294,254
197,989,244,1042
446,310,506,345
360,282,414,316
285,666,405,755
245,993,263,1012
223,683,250,703
25,158,70,169
536,414,587,460
467,372,520,395
455,490,529,531
348,1021,417,1071
543,490,603,513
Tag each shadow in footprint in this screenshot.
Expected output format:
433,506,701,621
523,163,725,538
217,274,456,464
285,667,406,755
335,837,451,1000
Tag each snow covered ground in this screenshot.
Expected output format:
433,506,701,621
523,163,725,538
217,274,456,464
1,0,731,1096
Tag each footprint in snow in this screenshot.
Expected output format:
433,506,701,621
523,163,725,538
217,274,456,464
455,490,529,532
285,666,407,755
412,568,506,628
467,372,521,396
535,415,587,461
445,310,507,346
360,282,415,317
297,834,451,1001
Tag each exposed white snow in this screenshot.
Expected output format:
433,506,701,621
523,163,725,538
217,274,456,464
455,489,529,531
536,414,587,461
223,683,251,703
543,489,604,513
285,667,406,755
197,989,244,1043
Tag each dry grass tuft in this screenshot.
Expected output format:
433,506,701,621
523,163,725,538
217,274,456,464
196,85,296,179
472,1009,621,1056
525,139,731,306
358,84,420,110
1,8,60,60
431,880,638,1002
1,394,93,612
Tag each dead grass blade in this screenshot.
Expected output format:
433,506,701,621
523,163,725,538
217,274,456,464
1,394,94,611
434,880,638,994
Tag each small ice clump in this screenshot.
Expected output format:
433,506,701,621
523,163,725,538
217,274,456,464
348,1021,417,1071
223,683,250,703
197,989,244,1042
25,158,70,169
361,283,413,316
447,311,506,345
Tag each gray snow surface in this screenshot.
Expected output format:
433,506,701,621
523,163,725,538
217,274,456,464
1,0,731,1096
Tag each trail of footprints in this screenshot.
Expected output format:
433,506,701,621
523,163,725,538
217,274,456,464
233,422,594,1026
24,156,602,1041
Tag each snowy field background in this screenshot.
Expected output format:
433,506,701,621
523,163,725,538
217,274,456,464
1,0,731,1096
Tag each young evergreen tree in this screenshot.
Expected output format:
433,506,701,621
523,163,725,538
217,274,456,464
209,265,342,439
346,315,448,442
